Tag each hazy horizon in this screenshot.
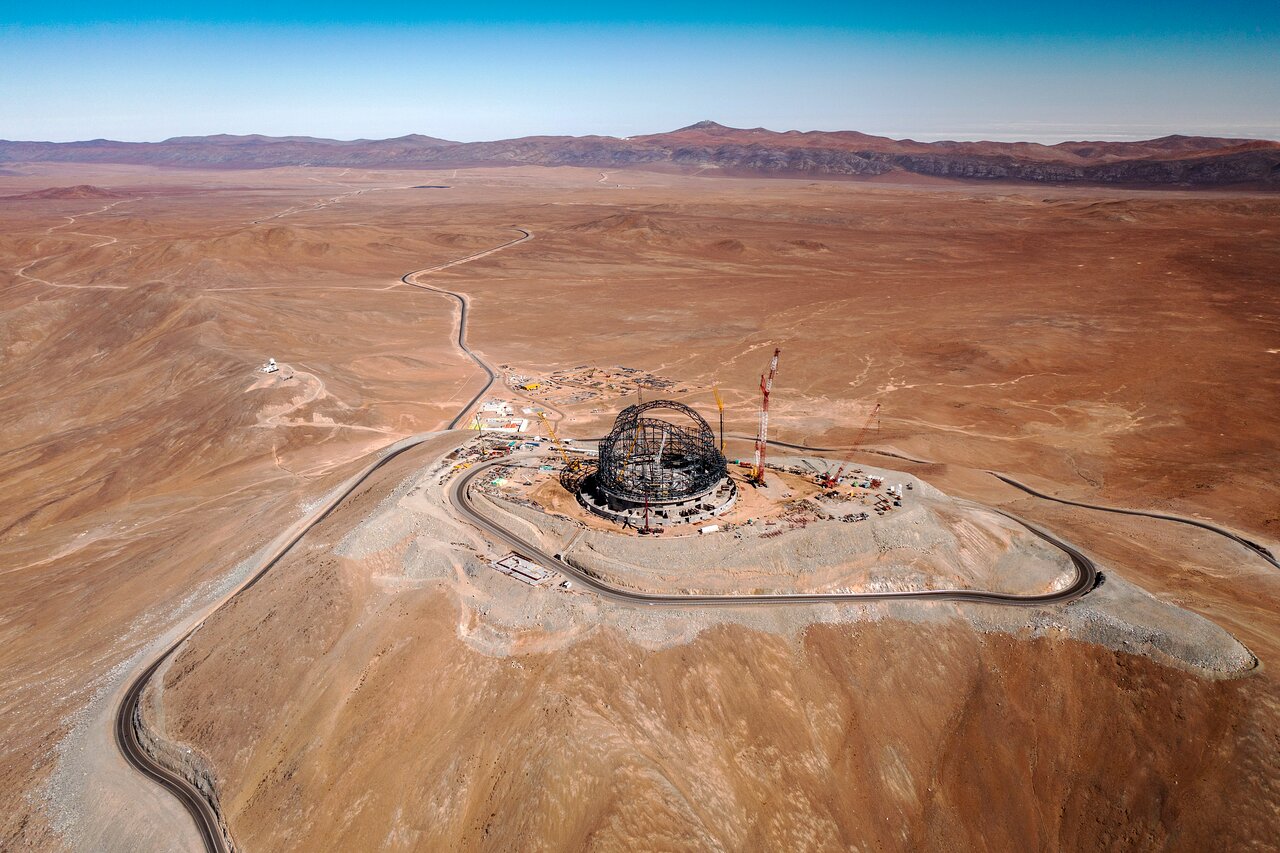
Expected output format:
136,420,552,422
3,3,1277,144
6,123,1280,146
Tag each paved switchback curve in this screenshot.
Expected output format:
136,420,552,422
114,431,454,853
113,228,533,853
400,227,533,429
451,458,1098,607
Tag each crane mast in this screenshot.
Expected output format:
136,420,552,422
752,348,781,485
712,384,725,451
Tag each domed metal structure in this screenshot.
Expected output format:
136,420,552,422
596,400,727,505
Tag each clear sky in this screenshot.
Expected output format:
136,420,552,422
3,2,1277,143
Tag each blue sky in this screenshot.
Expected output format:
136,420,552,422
3,2,1277,142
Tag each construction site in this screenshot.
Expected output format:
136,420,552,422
439,345,1049,601
460,459,1072,600
499,363,694,409
453,348,907,539
11,158,1274,853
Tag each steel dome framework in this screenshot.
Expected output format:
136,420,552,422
596,400,728,505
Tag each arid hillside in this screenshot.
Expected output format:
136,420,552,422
148,445,1276,850
3,122,1279,186
1,163,1278,851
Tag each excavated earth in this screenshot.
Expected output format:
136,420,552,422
473,457,1075,596
1,163,1278,851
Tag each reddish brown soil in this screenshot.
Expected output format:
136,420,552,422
1,163,1277,850
2,184,128,201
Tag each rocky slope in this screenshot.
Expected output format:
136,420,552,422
3,121,1277,186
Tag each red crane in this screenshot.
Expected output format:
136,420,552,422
752,348,781,485
818,402,882,488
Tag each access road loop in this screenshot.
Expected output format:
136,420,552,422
118,219,1272,852
451,457,1098,608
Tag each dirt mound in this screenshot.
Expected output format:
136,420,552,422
3,184,126,200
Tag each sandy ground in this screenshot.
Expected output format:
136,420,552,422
1,163,1278,850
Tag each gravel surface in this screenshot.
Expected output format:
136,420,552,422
337,453,1255,677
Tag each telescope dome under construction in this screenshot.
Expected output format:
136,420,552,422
578,400,736,529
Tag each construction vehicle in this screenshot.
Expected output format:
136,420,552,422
816,463,845,489
751,348,781,486
535,411,580,472
712,384,725,451
816,403,881,488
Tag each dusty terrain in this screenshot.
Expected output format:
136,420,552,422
473,457,1077,596
1,163,1278,851
137,437,1257,851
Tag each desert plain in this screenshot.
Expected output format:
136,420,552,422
1,163,1279,850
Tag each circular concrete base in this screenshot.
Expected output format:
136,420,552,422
576,473,737,529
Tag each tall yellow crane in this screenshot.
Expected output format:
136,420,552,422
712,384,725,451
536,411,579,472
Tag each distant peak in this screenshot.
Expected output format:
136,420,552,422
677,120,732,132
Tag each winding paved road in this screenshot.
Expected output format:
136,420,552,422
114,432,459,853
451,457,1098,607
113,220,1270,852
399,228,532,430
116,652,223,850
989,472,1279,571
113,228,534,853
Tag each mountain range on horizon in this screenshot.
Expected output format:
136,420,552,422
3,121,1278,187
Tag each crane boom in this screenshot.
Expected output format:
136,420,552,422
752,348,781,485
818,402,881,487
850,402,881,450
536,411,577,471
